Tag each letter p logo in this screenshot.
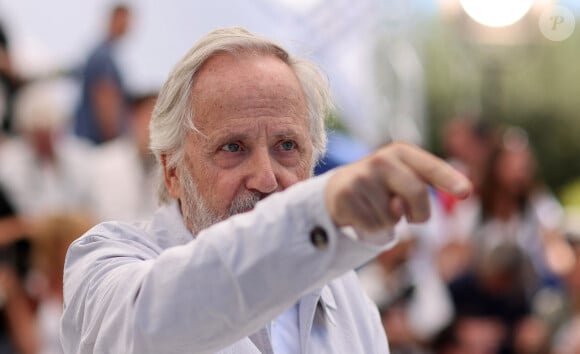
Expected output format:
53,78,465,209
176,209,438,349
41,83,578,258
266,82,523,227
539,6,576,41
551,15,565,30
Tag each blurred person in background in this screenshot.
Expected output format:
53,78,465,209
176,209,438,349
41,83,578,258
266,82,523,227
446,242,549,354
436,117,497,282
433,316,506,354
0,21,23,136
0,265,37,354
0,183,35,354
0,183,27,250
0,81,94,354
551,234,580,354
73,4,131,145
476,127,565,289
439,127,565,353
436,125,565,288
0,80,95,218
90,92,158,221
442,117,496,195
29,213,94,354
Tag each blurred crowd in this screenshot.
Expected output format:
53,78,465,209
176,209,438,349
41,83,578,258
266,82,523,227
359,118,580,354
0,5,159,354
0,3,578,354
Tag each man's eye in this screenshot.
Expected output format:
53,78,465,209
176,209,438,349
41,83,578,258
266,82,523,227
221,143,242,152
280,141,297,151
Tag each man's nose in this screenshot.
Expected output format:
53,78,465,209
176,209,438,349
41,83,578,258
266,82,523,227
245,148,279,194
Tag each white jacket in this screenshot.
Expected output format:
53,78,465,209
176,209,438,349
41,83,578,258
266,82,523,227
60,173,394,353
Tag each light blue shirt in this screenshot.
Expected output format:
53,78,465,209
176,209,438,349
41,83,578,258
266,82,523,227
271,304,300,354
60,173,394,353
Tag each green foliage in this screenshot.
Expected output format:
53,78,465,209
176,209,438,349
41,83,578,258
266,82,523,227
560,179,580,207
422,17,580,195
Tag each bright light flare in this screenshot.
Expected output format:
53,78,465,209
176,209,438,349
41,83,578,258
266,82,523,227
460,0,535,28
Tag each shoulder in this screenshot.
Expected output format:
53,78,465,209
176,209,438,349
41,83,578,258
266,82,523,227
63,220,162,297
65,220,163,279
69,220,161,259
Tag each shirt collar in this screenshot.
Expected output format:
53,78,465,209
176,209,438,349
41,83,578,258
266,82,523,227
148,200,194,250
319,286,337,326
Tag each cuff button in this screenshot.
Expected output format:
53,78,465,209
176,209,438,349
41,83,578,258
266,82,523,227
310,226,328,249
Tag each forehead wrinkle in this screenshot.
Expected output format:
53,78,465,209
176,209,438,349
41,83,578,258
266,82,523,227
205,126,256,145
204,119,307,146
204,87,305,119
190,53,309,142
193,59,306,109
194,88,307,130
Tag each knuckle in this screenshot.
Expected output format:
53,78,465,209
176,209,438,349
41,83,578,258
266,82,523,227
368,153,394,172
345,189,359,202
344,167,374,189
337,186,357,203
353,173,373,188
388,141,411,155
408,182,429,200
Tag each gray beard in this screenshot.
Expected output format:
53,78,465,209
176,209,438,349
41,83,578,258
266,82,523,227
179,165,262,235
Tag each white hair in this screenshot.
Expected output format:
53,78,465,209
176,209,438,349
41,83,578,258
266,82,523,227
150,27,332,203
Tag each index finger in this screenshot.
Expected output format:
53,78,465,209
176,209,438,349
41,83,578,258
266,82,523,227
393,143,472,198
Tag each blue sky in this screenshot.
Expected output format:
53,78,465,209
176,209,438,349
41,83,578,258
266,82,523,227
559,0,580,12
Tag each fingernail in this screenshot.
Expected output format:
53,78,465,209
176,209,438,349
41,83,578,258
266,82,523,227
453,179,471,196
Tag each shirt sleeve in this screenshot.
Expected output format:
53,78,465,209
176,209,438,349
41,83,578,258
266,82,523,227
60,172,397,354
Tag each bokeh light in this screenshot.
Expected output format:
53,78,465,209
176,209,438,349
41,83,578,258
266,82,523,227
460,0,535,27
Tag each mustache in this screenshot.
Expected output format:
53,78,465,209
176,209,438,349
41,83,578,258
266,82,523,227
227,191,269,216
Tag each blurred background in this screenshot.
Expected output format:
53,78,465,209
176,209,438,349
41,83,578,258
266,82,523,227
3,0,580,197
0,0,579,353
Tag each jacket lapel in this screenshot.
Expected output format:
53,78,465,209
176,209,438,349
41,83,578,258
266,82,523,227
249,327,274,354
298,285,338,354
298,289,321,354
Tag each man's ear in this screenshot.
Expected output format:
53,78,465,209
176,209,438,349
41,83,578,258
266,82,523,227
161,153,181,200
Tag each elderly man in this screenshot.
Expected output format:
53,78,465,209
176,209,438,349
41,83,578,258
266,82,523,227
60,28,470,353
